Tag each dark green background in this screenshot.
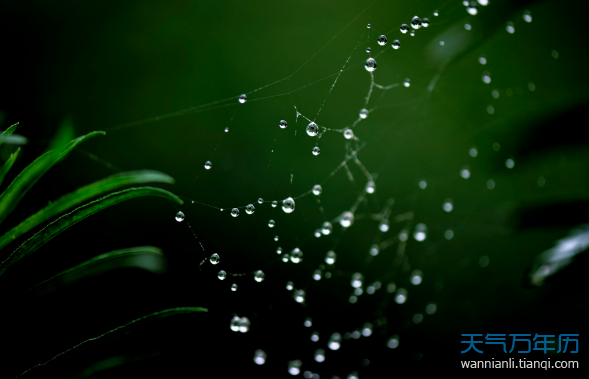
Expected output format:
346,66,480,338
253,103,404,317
1,0,588,377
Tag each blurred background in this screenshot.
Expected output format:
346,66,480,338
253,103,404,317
1,0,588,377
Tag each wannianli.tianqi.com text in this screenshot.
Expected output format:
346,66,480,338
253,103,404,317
461,358,579,369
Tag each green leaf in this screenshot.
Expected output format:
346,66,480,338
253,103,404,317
0,122,19,147
0,147,20,187
0,170,175,252
24,246,165,297
0,187,183,281
17,307,207,378
0,131,106,225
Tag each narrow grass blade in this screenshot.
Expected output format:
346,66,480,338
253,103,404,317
0,170,174,251
0,187,183,280
17,307,207,378
24,246,165,297
0,131,106,225
0,147,20,187
0,122,19,147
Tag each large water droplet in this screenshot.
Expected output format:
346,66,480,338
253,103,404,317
312,185,322,196
175,211,185,222
411,16,422,29
306,122,319,136
282,197,295,213
364,58,377,72
245,204,255,215
325,250,336,265
210,253,220,265
231,208,239,217
400,24,409,33
279,120,288,129
339,211,355,228
218,270,227,280
377,34,387,46
254,270,265,282
291,248,303,263
343,128,354,139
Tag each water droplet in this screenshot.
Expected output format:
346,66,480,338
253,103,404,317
313,269,322,281
418,179,427,189
370,244,379,256
395,288,408,304
238,94,247,104
403,78,411,87
365,47,371,53
400,24,409,33
239,317,250,333
210,253,220,265
218,270,227,280
291,248,303,263
224,127,229,132
377,34,387,46
271,200,278,208
204,160,212,170
312,185,322,196
245,204,255,215
482,72,491,84
492,89,500,98
386,282,397,293
328,333,342,350
279,120,288,129
387,335,400,349
523,10,532,23
477,0,489,5
254,270,265,282
366,23,371,29
274,235,279,241
433,10,439,16
413,223,427,241
288,360,302,376
230,315,240,331
505,158,515,169
391,39,401,50
411,16,422,29
467,3,478,15
294,289,306,303
286,281,294,290
366,286,375,294
399,229,409,242
359,108,369,119
282,197,295,213
258,198,264,204
365,180,376,194
311,331,320,342
460,166,471,179
339,211,355,228
464,23,472,30
276,247,283,255
268,219,275,228
443,198,454,212
528,83,536,92
325,250,336,265
506,21,515,34
254,349,266,365
379,219,389,232
306,122,319,136
426,302,437,315
314,348,325,362
314,229,321,238
312,146,321,156
422,18,430,27
364,58,377,72
351,272,364,288
487,179,496,190
343,128,354,139
469,146,478,157
362,322,373,337
282,253,290,262
479,56,487,65
175,211,185,222
231,208,239,217
302,318,313,328
321,221,333,235
231,283,238,291
410,270,423,285
487,105,495,115
445,229,454,240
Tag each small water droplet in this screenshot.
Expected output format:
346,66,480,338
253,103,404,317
460,166,471,179
230,315,240,331
433,10,439,16
395,288,408,304
339,211,355,228
505,158,515,169
204,160,212,170
391,39,401,49
343,128,354,139
426,302,437,315
282,253,290,262
314,348,325,362
411,16,422,29
400,24,409,33
479,56,487,65
365,47,371,53
410,270,423,285
245,204,255,215
366,23,371,29
294,289,306,303
257,198,264,204
271,200,278,208
238,94,247,104
231,283,238,291
274,235,279,241
312,146,321,156
328,332,342,350
325,250,336,265
175,211,185,222
387,335,400,349
487,179,496,190
377,34,387,46
279,120,288,129
370,244,380,256
268,219,275,228
321,221,333,235
239,317,250,333
445,229,455,240
422,18,430,27
291,248,303,263
506,21,515,34
365,180,376,194
313,269,322,280
443,198,454,212
418,179,427,189
482,72,491,84
231,208,239,217
467,3,478,15
314,229,321,238
224,127,229,132
218,270,227,280
351,272,364,288
465,23,472,30
254,349,266,365
359,108,369,119
413,223,427,241
403,78,411,87
286,281,294,290
523,10,532,23
288,360,302,375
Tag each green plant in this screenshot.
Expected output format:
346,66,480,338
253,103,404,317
0,122,206,377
